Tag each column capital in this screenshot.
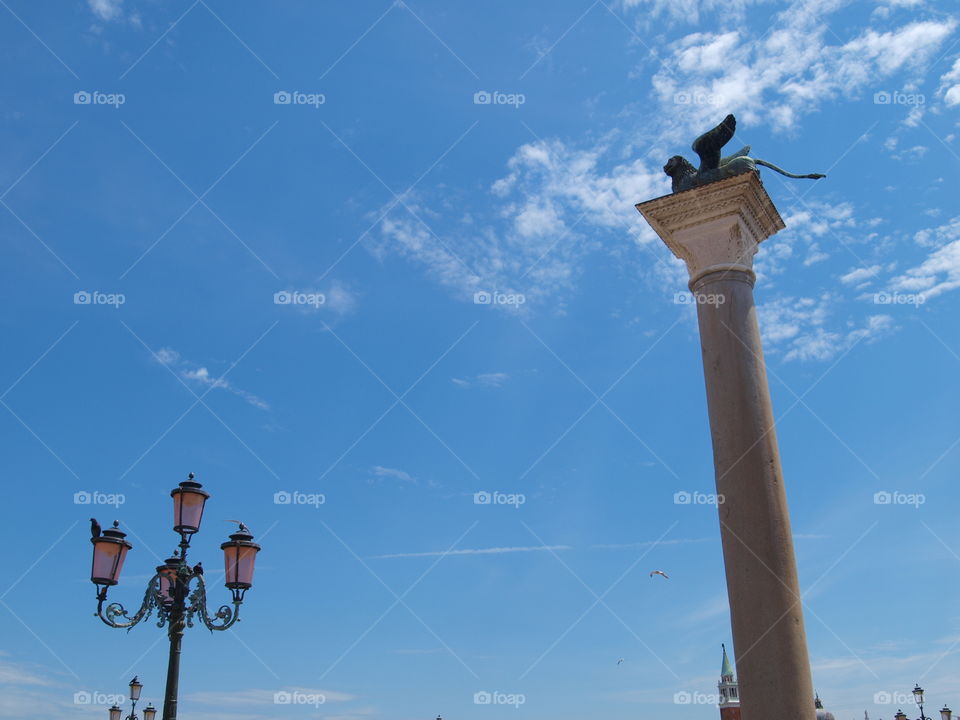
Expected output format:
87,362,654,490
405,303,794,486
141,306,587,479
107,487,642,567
636,172,784,287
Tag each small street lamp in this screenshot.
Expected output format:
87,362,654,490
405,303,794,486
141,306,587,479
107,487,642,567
107,677,156,720
89,474,261,720
898,687,951,720
914,685,929,720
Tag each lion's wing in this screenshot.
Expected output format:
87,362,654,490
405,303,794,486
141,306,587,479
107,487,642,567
720,145,751,165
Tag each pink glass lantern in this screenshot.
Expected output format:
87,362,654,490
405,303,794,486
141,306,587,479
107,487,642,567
221,527,261,591
90,522,133,587
155,556,181,605
108,705,122,720
171,473,209,536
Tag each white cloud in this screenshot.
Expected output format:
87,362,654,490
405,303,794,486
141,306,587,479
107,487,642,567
371,465,416,484
186,688,354,706
650,7,958,133
374,140,665,310
88,0,123,21
154,348,269,411
369,545,573,559
183,367,270,411
452,372,510,388
619,0,766,24
939,57,960,107
154,347,180,365
890,217,960,298
759,295,894,362
839,265,882,286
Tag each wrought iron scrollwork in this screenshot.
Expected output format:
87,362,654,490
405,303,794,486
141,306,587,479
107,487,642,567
97,574,162,629
186,575,240,631
96,566,242,633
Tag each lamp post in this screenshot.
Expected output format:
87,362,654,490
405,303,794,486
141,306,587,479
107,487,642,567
89,474,261,720
107,677,156,720
896,687,952,720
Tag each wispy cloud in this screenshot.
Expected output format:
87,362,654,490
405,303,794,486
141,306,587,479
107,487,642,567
88,0,124,21
451,372,510,388
590,537,712,550
758,296,894,362
369,544,573,559
370,465,416,484
889,216,960,299
185,688,354,706
155,347,270,411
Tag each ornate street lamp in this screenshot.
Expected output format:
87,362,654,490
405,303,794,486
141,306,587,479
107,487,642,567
106,676,154,720
89,474,261,720
896,711,908,720
941,707,952,720
915,685,929,720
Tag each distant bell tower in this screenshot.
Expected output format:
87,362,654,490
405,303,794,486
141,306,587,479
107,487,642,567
718,643,741,720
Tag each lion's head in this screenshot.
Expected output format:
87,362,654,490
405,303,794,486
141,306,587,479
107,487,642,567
663,155,695,179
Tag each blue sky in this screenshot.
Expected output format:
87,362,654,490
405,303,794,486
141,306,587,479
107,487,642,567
1,0,959,719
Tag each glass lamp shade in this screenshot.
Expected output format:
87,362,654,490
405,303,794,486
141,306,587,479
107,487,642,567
915,687,926,706
896,711,908,720
156,557,181,605
128,676,142,702
108,705,122,720
143,704,157,720
221,529,261,590
941,707,952,720
171,474,209,535
91,523,133,586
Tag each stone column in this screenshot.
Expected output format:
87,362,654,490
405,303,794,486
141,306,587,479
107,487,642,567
636,173,815,720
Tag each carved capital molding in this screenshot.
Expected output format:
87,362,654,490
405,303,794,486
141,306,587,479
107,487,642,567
636,172,785,287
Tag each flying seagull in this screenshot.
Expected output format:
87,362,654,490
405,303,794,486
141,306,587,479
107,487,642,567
617,658,624,665
649,570,670,579
90,518,101,539
227,520,250,533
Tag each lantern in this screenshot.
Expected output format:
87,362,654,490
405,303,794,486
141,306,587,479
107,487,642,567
143,704,157,720
171,473,209,536
91,522,133,587
221,527,261,593
128,676,142,702
108,705,122,720
156,556,181,606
